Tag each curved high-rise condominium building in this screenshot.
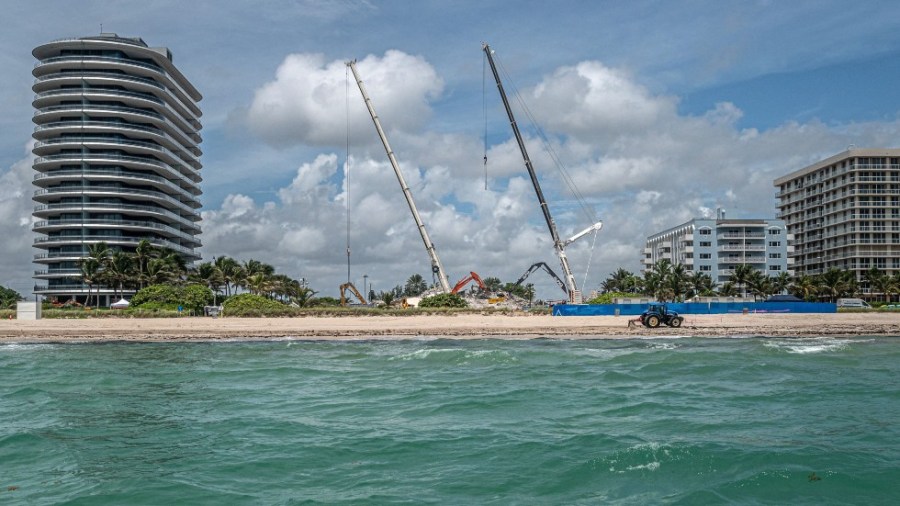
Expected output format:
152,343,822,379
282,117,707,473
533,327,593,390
31,34,203,305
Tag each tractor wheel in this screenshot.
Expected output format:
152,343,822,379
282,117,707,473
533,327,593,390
669,317,683,328
646,315,661,328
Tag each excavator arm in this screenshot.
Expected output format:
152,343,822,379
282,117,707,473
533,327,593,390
339,282,367,306
451,271,487,294
515,262,568,295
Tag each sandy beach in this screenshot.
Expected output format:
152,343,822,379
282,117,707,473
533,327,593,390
1,312,899,342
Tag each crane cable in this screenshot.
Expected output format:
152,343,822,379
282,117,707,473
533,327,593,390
482,53,488,190
488,50,601,286
494,55,597,225
345,64,351,284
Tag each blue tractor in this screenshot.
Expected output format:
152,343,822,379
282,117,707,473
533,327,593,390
639,303,684,328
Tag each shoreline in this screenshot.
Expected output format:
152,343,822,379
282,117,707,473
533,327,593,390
1,313,899,342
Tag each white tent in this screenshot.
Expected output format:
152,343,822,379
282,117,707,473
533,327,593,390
110,298,130,309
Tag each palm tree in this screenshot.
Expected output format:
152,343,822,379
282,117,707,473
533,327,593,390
145,258,174,286
133,239,154,290
818,268,853,302
772,272,792,295
86,242,110,304
730,264,755,298
215,256,241,296
105,251,134,300
78,257,101,308
871,274,896,304
405,274,428,296
245,273,271,296
666,263,690,301
746,270,773,301
158,248,188,285
482,276,503,292
688,272,716,298
864,267,887,302
191,262,224,302
790,274,819,301
602,268,635,293
718,281,739,297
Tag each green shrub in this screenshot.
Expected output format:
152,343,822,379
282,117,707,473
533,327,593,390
130,284,213,313
222,293,293,317
0,285,24,309
418,293,468,308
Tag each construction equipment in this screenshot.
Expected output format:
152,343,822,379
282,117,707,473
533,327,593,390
451,271,487,294
633,303,683,328
347,60,452,293
482,43,602,304
339,282,367,306
515,262,568,296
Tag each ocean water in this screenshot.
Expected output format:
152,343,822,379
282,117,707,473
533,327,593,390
1,337,898,505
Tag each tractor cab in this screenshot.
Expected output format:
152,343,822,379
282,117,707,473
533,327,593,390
639,302,684,328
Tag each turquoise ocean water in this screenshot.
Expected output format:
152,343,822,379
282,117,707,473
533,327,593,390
1,336,898,505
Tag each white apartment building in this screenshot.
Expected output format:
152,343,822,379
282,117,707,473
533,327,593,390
31,34,203,305
642,211,792,286
775,148,900,291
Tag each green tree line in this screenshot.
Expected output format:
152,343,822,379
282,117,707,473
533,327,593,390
74,240,314,307
599,259,895,303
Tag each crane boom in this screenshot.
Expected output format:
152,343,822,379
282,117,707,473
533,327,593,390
347,60,452,293
482,43,581,303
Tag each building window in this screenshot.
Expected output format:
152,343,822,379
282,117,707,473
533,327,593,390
699,253,711,259
769,265,781,271
768,229,781,235
769,241,781,247
699,241,712,247
769,253,782,259
699,265,711,271
699,229,711,235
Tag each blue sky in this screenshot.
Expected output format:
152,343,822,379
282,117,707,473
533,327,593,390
2,0,900,299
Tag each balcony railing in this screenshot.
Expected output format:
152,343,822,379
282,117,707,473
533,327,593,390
32,234,199,257
34,202,200,230
33,120,202,160
33,185,200,213
33,218,201,244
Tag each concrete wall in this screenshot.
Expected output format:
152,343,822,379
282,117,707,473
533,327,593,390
16,301,41,320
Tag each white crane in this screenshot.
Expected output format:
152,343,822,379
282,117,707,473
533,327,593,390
346,60,452,293
482,43,602,303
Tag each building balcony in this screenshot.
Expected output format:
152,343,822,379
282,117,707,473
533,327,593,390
34,202,200,231
33,168,199,201
32,234,199,259
33,120,202,160
717,233,766,239
33,218,201,246
32,86,200,131
33,186,199,214
33,57,201,120
34,136,201,172
33,103,198,144
718,245,766,251
34,268,83,279
719,256,767,264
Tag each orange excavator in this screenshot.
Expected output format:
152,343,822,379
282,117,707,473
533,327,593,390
450,271,487,294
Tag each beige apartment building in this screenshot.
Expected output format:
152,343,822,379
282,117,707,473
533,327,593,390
775,148,900,293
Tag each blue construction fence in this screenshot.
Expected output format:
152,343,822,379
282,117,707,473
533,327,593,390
552,302,836,316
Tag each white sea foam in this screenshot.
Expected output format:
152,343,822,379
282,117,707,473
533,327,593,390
763,338,850,354
0,343,59,352
625,461,660,472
